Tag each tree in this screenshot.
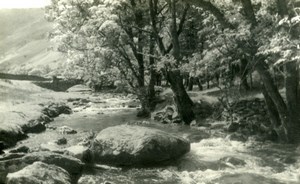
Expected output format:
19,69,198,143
149,0,195,124
46,0,157,117
184,0,300,143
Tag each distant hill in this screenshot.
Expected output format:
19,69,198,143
0,8,65,76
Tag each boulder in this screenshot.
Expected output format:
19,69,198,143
6,161,71,184
91,125,190,166
22,151,83,175
37,114,53,124
9,146,29,154
0,151,83,182
21,120,46,134
57,126,77,134
55,137,67,145
65,145,91,162
0,142,4,155
0,125,28,148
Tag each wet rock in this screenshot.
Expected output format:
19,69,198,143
6,161,71,184
0,142,4,155
56,103,72,114
0,153,25,161
55,137,67,145
9,146,29,154
0,125,28,148
37,114,53,124
22,151,83,175
42,103,72,118
57,126,77,134
91,125,190,166
153,106,182,124
21,120,46,133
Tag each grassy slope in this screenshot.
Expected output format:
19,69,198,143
0,8,64,75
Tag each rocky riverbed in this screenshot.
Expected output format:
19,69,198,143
1,80,300,184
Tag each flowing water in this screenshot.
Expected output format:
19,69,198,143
19,94,300,184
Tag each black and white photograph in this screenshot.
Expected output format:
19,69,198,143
1,0,300,183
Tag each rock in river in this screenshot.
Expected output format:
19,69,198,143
91,125,190,166
0,151,83,183
6,161,72,184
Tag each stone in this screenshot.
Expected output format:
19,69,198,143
21,120,46,133
55,137,67,145
0,125,28,148
9,146,29,154
57,126,77,134
64,145,91,162
0,142,4,155
6,161,71,184
0,151,83,183
91,125,190,166
22,151,83,175
37,114,53,124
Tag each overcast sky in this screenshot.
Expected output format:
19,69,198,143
0,0,50,9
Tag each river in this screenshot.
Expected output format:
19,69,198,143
19,93,300,184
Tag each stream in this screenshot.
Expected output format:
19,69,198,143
17,93,300,184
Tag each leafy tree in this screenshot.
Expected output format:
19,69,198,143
46,0,157,117
184,0,300,143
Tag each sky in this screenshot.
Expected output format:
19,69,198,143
0,0,51,9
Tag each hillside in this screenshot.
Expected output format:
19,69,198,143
0,8,64,76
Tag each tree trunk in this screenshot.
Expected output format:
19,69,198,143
255,61,289,141
166,0,195,124
240,58,250,90
195,77,203,91
188,76,194,91
285,61,300,143
148,34,157,111
136,87,151,118
166,70,195,124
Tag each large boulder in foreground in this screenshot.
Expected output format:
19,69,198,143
0,151,83,183
91,125,190,166
6,161,71,184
